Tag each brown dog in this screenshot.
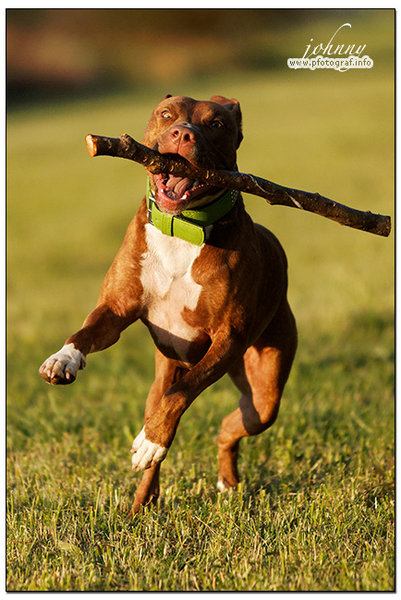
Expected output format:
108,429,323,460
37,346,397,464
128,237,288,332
39,95,297,512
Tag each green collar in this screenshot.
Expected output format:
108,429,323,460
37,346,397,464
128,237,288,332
146,178,238,246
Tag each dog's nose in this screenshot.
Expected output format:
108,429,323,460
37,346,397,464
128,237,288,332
169,124,196,147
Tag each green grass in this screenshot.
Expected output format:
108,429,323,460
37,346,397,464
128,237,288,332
7,32,394,591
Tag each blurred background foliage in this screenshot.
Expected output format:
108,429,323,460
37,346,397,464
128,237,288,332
7,8,394,107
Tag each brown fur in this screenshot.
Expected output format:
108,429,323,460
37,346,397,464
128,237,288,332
39,95,297,512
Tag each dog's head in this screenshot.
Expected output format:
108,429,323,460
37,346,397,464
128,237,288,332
143,95,242,215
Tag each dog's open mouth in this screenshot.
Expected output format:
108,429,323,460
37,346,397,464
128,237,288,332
153,173,215,214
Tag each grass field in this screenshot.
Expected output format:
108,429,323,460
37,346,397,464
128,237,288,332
7,43,394,591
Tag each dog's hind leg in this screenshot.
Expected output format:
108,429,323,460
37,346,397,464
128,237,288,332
131,463,161,514
131,349,188,513
217,300,297,491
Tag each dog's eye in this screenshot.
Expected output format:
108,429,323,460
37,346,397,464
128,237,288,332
161,111,172,119
210,120,224,129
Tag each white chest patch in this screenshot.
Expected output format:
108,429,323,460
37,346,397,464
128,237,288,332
140,224,203,357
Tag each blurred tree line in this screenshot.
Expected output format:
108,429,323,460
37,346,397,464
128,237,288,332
5,9,353,104
7,9,392,107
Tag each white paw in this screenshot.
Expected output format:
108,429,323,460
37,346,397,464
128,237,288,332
217,479,230,492
39,343,86,385
130,427,168,471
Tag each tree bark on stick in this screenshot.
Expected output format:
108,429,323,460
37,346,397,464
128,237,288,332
85,133,391,237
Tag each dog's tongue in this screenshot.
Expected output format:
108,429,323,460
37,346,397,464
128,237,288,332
166,175,194,199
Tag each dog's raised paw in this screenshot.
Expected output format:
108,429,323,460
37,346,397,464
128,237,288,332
39,343,86,385
131,427,168,471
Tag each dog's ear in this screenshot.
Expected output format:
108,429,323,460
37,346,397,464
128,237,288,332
210,95,243,148
210,95,238,107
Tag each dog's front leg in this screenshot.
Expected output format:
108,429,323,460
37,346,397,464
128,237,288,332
39,303,138,385
131,329,246,470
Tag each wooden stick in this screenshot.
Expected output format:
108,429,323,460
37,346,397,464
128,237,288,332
85,133,391,237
